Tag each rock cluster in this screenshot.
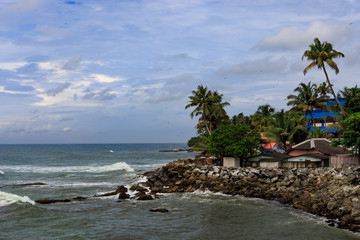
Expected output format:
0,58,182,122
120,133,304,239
141,158,360,232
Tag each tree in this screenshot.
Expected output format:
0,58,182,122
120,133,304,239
302,37,346,115
185,85,230,135
332,112,360,159
252,104,275,130
207,125,261,167
265,110,308,150
339,86,360,114
287,82,326,128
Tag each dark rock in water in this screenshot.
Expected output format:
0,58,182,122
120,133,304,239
16,182,46,186
35,199,71,204
130,184,148,192
136,192,153,200
94,191,118,197
116,185,128,193
72,196,87,201
118,192,130,199
150,208,169,213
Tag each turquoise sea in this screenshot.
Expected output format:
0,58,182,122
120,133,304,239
0,143,359,240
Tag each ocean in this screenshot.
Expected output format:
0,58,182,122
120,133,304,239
0,143,359,240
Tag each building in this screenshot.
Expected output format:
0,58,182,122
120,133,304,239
305,98,344,133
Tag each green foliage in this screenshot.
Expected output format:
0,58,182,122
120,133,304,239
185,85,230,135
343,86,360,114
207,125,262,160
332,112,360,155
187,136,207,150
302,37,346,115
287,81,328,127
265,110,308,150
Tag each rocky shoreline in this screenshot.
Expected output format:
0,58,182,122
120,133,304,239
139,158,360,233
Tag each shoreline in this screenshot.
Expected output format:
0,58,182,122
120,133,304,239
140,158,360,233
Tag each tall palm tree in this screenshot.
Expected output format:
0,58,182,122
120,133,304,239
287,82,325,128
185,85,229,135
302,37,346,115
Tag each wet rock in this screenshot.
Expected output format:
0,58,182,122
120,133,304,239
35,199,71,204
72,196,87,201
150,208,169,213
136,192,153,201
16,182,46,186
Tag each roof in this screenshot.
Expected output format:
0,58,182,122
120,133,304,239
289,138,351,155
264,142,277,149
249,152,290,162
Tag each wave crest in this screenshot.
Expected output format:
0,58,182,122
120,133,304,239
1,162,134,173
0,191,35,207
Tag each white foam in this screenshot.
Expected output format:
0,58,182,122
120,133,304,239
0,170,4,175
0,191,35,207
0,161,134,173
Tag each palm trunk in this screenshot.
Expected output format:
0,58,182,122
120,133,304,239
322,65,347,116
309,110,316,129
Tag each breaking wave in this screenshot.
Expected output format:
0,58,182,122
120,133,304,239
0,162,134,173
0,170,4,175
0,191,35,207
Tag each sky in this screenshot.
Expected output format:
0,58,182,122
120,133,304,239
0,0,360,144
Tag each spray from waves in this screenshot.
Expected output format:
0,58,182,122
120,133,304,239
0,162,134,173
0,191,35,207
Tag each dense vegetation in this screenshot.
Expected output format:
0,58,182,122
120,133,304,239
185,38,360,159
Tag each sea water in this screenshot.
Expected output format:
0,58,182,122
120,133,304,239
0,144,359,240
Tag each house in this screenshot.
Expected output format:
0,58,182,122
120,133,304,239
287,138,356,168
306,98,344,134
282,154,329,168
248,152,290,169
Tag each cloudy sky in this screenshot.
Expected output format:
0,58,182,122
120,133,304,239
0,0,359,144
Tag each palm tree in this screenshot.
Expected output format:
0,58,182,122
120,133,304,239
302,37,346,115
265,110,308,150
287,82,325,128
252,104,275,130
339,85,360,114
185,85,229,135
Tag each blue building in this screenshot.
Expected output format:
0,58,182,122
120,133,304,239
305,98,345,133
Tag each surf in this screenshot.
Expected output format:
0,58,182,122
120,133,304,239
0,191,35,207
0,162,134,173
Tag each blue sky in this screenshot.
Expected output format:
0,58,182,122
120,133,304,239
0,0,359,144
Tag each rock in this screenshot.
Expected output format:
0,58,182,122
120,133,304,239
150,208,169,213
118,192,130,199
35,199,71,204
72,196,87,201
16,182,46,186
136,192,153,201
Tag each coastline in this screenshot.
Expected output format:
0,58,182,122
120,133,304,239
140,158,360,233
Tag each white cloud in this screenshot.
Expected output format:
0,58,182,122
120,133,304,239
257,21,354,51
0,61,28,71
62,127,71,132
0,86,32,95
92,74,126,83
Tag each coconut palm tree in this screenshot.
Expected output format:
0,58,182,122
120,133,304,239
302,37,346,115
185,85,229,135
252,104,275,130
287,82,325,128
